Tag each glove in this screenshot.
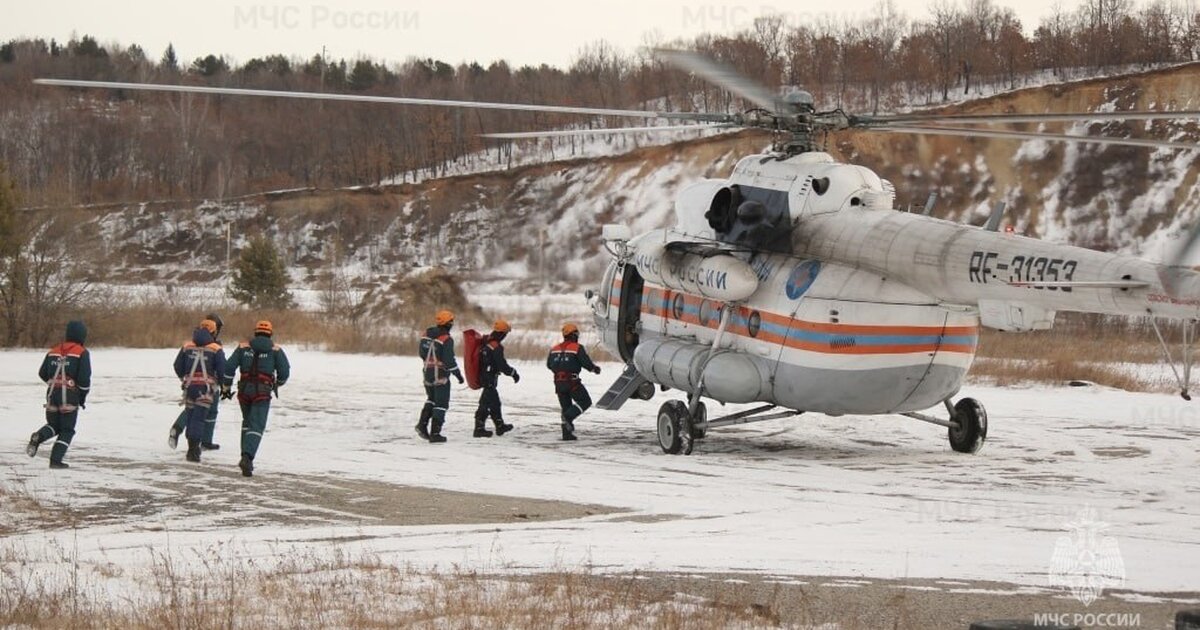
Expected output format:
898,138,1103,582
78,394,87,409
454,371,465,385
511,369,520,383
220,383,234,400
591,366,602,375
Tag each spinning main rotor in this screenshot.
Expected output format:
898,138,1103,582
35,49,1200,156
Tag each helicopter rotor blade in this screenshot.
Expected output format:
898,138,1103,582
654,49,780,112
34,78,729,122
482,123,737,139
868,124,1200,151
860,110,1200,126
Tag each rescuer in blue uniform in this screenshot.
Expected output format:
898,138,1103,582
546,323,600,441
169,313,225,452
416,309,463,443
474,319,518,437
27,320,92,468
222,320,290,477
173,319,227,463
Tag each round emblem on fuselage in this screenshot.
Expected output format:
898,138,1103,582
785,260,821,300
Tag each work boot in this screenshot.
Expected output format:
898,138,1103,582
427,433,447,444
186,441,201,463
26,433,40,458
49,461,69,469
168,427,180,450
473,428,493,438
416,405,432,439
201,442,220,451
238,454,253,477
428,420,447,443
561,424,577,441
495,422,514,436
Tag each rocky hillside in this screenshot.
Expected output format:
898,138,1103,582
839,62,1200,255
28,62,1200,302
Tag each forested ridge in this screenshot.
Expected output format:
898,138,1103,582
3,0,1200,205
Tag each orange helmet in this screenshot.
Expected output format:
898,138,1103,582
561,322,579,337
435,310,455,326
255,320,273,336
493,319,512,334
199,319,218,334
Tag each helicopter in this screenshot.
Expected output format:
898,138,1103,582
35,50,1200,456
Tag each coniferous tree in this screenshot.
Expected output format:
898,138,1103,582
0,164,28,345
161,43,177,72
229,236,295,309
191,54,229,77
348,60,378,91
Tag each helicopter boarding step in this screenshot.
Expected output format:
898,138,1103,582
596,364,651,411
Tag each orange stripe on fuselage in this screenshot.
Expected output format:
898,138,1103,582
638,287,978,355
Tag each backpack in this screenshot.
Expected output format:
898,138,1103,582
462,329,483,390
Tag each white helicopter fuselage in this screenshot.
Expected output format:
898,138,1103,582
592,152,1200,417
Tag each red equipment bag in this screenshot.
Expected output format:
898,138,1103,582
462,329,483,390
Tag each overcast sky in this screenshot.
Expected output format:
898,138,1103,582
5,0,1062,69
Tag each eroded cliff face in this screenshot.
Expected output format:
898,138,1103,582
833,63,1200,259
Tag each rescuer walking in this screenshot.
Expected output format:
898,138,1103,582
173,318,227,463
222,320,290,477
474,319,518,437
26,321,92,469
546,323,600,441
169,313,225,452
416,309,463,443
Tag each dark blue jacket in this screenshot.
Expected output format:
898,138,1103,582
546,340,597,380
479,335,514,387
40,321,91,410
224,334,290,403
419,325,460,385
174,328,227,401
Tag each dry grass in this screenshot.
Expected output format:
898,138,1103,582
0,473,53,537
970,313,1177,392
0,544,788,630
970,354,1148,391
975,314,1165,364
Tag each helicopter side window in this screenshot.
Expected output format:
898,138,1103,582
671,293,685,320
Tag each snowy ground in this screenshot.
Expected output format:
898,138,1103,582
2,349,1199,602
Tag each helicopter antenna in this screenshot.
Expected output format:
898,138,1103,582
984,201,1008,232
922,193,939,216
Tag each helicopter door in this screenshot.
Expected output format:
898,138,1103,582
615,263,644,362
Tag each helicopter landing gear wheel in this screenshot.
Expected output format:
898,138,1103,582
657,400,695,455
949,398,988,454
